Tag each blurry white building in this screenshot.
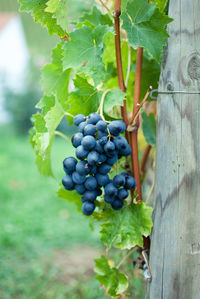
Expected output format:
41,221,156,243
0,13,29,123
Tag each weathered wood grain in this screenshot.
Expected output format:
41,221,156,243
146,0,200,298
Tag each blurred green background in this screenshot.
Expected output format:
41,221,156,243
0,1,145,298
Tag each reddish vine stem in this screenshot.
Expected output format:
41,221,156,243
114,0,129,127
130,47,143,202
141,144,152,174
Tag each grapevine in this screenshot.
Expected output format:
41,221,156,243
18,0,172,297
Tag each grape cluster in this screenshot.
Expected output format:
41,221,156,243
62,113,136,216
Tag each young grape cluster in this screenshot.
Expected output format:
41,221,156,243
62,113,136,216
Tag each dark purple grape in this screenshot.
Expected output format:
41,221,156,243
83,124,96,136
75,184,86,195
96,120,107,131
72,133,83,148
75,145,89,160
87,113,102,124
87,151,100,165
108,120,126,136
81,190,97,202
97,163,111,175
104,194,115,204
118,188,129,200
73,114,85,126
72,171,86,184
99,136,108,145
104,183,118,197
84,176,98,190
62,174,74,190
79,121,87,133
76,161,90,175
111,198,124,210
107,155,118,166
125,176,136,190
63,157,77,174
81,135,96,150
96,173,110,186
82,201,96,216
113,174,126,188
104,141,115,153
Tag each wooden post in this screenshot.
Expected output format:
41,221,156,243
146,0,200,298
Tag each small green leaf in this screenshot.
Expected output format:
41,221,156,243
62,25,111,85
18,0,68,38
66,76,101,124
57,186,82,211
150,0,168,11
94,256,128,297
100,202,153,250
142,112,156,146
122,0,173,62
45,0,68,31
104,89,126,115
79,6,112,28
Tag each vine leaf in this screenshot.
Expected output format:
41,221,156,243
79,6,113,28
45,0,68,32
94,255,128,297
150,0,168,11
18,0,68,38
31,44,71,176
62,25,111,85
121,0,173,62
104,89,126,115
57,186,82,211
142,112,156,146
41,43,70,109
66,76,101,124
100,202,153,250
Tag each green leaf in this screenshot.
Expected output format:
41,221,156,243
122,0,173,62
79,6,112,28
57,186,82,211
62,25,111,85
45,0,68,31
150,0,168,11
104,89,126,115
66,76,101,124
18,0,68,38
142,112,156,146
94,256,128,297
100,202,153,250
41,43,71,108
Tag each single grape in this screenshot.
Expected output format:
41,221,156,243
113,174,126,188
73,114,85,126
82,201,96,216
104,194,115,204
63,157,77,174
120,144,131,156
87,113,102,124
62,174,74,190
99,136,108,146
75,184,86,195
97,163,111,175
72,133,83,148
106,155,118,166
94,140,104,153
84,176,98,190
96,173,110,186
72,171,86,184
75,145,89,160
83,124,96,136
79,121,87,133
125,176,136,190
111,198,124,210
96,120,107,131
98,130,108,139
113,136,128,150
76,160,90,175
121,171,130,177
108,120,126,136
82,190,97,202
87,151,100,165
104,141,115,153
104,183,118,197
118,188,129,200
81,135,96,150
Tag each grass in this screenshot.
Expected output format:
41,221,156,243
0,125,107,299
